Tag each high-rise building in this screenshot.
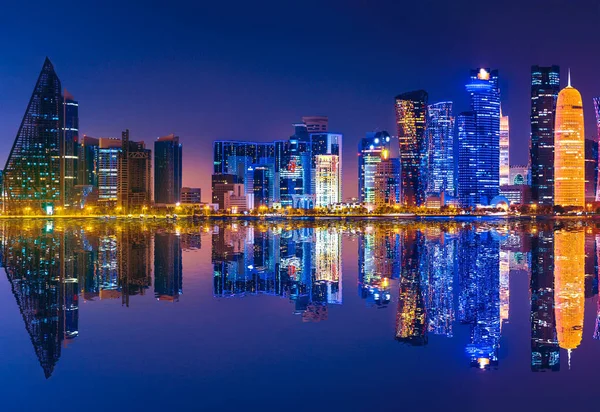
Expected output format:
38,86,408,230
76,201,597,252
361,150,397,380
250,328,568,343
315,155,340,207
302,116,328,133
374,151,401,207
2,58,76,212
593,97,600,201
61,90,80,207
554,74,585,208
310,132,342,198
154,134,182,205
251,164,277,207
426,101,455,201
213,140,275,191
459,68,501,207
395,90,428,206
585,138,598,202
117,130,152,212
211,174,239,206
457,111,477,207
358,131,391,204
500,114,510,186
530,65,560,205
78,136,99,187
97,138,122,205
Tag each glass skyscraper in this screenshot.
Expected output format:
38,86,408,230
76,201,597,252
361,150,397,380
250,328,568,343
458,69,501,207
530,65,560,205
395,90,428,206
3,58,77,211
426,101,455,201
154,134,183,205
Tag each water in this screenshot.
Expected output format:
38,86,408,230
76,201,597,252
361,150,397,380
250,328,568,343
0,218,598,411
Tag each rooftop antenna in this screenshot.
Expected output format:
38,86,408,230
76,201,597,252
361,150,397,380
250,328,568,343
568,68,571,87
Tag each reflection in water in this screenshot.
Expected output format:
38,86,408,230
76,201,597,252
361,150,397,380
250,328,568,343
1,220,599,380
554,228,585,367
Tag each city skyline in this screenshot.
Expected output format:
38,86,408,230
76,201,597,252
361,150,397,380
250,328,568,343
2,1,600,199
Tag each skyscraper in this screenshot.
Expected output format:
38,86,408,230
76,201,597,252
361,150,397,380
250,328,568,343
500,114,510,186
358,131,391,205
459,68,501,207
585,138,598,202
117,130,152,212
593,97,600,201
3,58,71,211
426,101,455,201
61,90,80,207
315,155,340,207
530,65,560,205
554,74,585,208
97,138,122,206
154,134,182,205
395,90,428,206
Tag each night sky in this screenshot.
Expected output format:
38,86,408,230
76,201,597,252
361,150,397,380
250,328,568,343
2,0,600,199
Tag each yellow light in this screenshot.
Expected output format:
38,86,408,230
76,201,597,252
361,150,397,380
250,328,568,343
477,68,490,80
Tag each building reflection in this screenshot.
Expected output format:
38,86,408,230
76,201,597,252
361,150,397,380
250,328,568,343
0,221,187,378
554,227,585,367
530,225,559,372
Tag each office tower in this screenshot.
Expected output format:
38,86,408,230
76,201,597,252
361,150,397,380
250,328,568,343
279,124,312,206
211,174,239,207
457,111,477,207
97,138,122,205
251,164,277,207
117,130,152,212
315,155,340,207
358,131,391,204
154,232,183,302
61,90,79,207
554,74,585,207
154,134,182,205
78,136,99,187
3,58,70,211
426,101,455,201
554,228,585,365
310,132,342,198
530,227,559,371
302,116,328,133
500,114,510,186
180,187,201,204
594,97,600,201
374,151,401,206
213,140,275,192
585,138,598,202
531,66,560,205
459,68,501,207
395,90,428,206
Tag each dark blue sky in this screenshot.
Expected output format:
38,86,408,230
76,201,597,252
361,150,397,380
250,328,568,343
1,0,599,198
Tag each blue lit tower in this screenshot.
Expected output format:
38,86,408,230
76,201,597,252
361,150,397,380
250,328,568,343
457,112,477,207
61,90,79,208
531,66,560,205
460,69,501,207
358,131,391,204
426,101,455,201
395,91,428,206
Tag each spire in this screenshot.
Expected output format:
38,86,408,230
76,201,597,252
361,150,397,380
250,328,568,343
568,68,571,88
568,348,572,370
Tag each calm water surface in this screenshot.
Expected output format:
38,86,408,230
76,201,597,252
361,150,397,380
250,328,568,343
0,219,598,411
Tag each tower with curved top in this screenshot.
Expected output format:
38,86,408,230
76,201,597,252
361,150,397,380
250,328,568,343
554,73,585,207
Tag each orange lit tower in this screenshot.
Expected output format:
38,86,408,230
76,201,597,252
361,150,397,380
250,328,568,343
554,228,585,367
554,72,585,207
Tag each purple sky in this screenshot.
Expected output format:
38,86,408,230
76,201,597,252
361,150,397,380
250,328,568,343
1,0,600,199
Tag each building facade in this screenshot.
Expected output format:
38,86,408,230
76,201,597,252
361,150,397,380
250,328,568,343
154,134,182,205
358,131,391,205
530,65,560,205
180,187,201,204
315,155,340,207
117,130,152,211
554,76,585,208
500,114,510,186
374,155,401,207
97,138,122,205
426,101,455,201
458,69,501,207
395,90,428,206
